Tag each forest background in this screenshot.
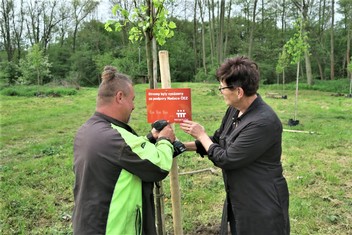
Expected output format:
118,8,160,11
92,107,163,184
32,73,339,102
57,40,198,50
0,0,351,87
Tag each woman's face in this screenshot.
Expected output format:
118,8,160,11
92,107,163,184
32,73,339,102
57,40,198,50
219,81,240,108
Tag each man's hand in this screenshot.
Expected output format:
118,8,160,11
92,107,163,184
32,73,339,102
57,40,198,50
152,119,186,157
158,125,176,143
152,120,169,131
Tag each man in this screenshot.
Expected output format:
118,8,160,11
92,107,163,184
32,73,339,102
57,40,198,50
73,66,176,235
180,56,290,235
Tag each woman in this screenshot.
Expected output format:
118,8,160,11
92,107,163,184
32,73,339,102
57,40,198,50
180,56,290,235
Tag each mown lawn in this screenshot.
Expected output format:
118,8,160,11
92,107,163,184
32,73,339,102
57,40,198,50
0,82,351,234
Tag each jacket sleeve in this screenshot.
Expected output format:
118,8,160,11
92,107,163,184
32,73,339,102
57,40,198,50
112,125,174,182
194,129,221,157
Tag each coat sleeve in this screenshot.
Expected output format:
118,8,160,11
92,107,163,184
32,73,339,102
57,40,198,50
207,120,281,170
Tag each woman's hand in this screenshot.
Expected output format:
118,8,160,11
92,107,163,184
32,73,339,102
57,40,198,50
180,120,205,139
180,120,213,152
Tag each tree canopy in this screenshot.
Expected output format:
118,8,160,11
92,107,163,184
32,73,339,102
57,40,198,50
0,0,351,87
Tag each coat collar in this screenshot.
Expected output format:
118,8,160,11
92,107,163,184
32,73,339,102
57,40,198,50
233,94,263,120
94,111,138,135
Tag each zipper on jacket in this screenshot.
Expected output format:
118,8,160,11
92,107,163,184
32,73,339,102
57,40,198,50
135,206,142,235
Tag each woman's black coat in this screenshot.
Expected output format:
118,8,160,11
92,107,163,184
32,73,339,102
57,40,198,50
196,95,290,235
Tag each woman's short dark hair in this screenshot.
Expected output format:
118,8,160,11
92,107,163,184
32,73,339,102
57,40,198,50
216,56,259,96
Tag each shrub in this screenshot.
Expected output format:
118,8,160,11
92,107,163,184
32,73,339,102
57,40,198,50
0,85,77,97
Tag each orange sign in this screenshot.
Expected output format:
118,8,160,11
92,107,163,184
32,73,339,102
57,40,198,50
146,88,192,123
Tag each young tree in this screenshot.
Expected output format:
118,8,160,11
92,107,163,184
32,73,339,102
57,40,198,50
105,0,176,89
19,44,51,85
276,48,290,95
283,18,310,123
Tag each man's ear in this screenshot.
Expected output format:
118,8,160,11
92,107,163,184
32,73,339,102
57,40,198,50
115,91,124,103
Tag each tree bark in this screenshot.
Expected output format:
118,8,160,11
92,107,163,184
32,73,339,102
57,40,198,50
207,0,215,66
293,0,313,85
218,0,225,63
347,29,351,79
145,32,154,88
223,0,232,57
198,0,207,75
330,0,335,80
248,0,258,59
13,0,24,60
152,37,158,88
0,0,14,61
193,0,198,70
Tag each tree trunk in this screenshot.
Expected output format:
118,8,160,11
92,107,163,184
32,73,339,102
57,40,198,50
248,0,258,58
145,35,154,89
152,37,158,88
0,0,14,61
193,0,198,70
317,60,324,80
207,0,215,66
293,0,313,85
223,0,232,57
294,62,300,120
37,67,40,85
280,0,286,44
330,0,335,80
72,0,99,52
198,0,207,75
305,51,313,85
218,0,225,63
347,29,351,79
145,0,154,89
13,0,24,61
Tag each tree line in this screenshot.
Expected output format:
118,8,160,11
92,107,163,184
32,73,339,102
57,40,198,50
0,0,351,87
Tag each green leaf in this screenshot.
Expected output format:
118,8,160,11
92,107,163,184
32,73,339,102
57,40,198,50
121,9,129,18
112,4,121,15
169,21,177,29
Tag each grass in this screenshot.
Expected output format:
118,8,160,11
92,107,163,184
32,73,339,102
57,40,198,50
0,81,351,234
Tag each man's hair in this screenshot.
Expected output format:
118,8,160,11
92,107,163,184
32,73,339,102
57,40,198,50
97,66,132,105
216,56,259,96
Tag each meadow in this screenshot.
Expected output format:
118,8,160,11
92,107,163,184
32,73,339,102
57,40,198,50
0,81,351,234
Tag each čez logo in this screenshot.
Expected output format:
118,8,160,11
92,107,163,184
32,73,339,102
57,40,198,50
176,110,186,118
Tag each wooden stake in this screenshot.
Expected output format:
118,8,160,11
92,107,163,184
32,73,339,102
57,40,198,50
283,129,315,134
179,167,218,176
154,181,165,235
159,50,183,235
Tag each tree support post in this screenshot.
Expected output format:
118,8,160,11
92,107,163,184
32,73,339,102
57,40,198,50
158,50,183,235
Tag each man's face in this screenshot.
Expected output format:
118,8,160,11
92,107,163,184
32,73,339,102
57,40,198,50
122,84,135,123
